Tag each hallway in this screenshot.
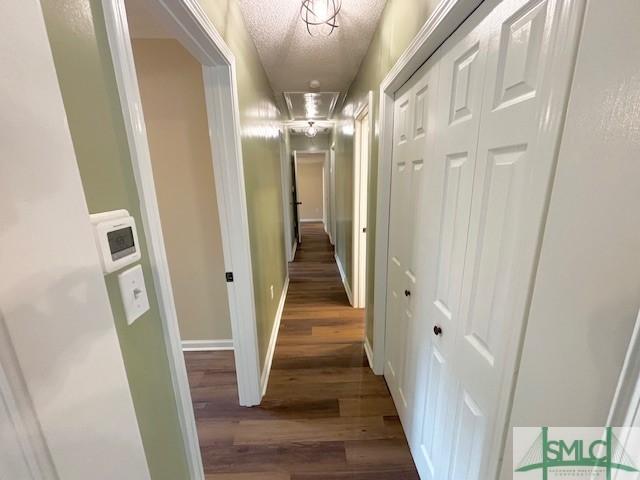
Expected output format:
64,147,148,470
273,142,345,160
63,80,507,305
185,222,418,479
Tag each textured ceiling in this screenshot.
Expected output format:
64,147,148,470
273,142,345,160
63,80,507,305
237,0,387,102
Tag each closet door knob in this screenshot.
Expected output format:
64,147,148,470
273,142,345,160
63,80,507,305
433,325,443,336
404,289,411,297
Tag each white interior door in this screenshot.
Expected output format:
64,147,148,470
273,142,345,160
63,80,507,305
411,17,489,480
452,1,565,476
385,60,438,425
384,0,583,478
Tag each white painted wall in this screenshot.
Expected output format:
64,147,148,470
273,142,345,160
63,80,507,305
0,1,150,478
500,0,640,476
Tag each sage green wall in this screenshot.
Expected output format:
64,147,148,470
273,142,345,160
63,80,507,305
334,0,440,343
41,1,190,479
331,122,354,290
189,0,288,369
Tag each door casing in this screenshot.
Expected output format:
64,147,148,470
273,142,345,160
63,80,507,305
352,92,374,309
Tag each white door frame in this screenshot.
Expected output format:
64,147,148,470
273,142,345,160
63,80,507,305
330,145,337,245
279,129,294,262
102,0,263,478
352,92,373,309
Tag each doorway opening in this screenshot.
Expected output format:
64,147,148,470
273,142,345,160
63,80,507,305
292,150,330,246
128,23,232,353
352,94,373,309
103,0,263,476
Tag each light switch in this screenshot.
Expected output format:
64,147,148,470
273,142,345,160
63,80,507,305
117,264,150,325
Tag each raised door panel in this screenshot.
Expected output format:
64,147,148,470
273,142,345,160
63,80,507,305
414,345,455,480
447,388,486,480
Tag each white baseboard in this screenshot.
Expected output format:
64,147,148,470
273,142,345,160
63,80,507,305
290,240,297,262
260,276,290,396
300,218,323,223
335,253,353,306
181,339,234,351
364,337,375,371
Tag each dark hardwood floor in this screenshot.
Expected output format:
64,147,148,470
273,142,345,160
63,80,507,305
185,222,419,479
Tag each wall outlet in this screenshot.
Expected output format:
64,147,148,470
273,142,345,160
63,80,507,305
270,284,274,300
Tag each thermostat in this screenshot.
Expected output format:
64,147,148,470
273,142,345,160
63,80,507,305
90,210,142,274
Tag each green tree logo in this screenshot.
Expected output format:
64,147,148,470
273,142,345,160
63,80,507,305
516,427,638,480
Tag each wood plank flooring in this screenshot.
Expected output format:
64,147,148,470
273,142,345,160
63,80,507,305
185,222,419,479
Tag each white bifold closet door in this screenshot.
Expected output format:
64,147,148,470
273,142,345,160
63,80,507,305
385,58,439,423
384,0,583,478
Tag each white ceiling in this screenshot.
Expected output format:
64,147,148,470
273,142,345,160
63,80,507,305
237,0,387,114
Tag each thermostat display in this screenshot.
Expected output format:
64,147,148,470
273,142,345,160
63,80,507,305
108,227,136,260
90,210,142,274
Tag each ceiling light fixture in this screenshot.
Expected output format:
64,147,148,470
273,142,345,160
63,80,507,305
305,121,318,138
300,0,342,37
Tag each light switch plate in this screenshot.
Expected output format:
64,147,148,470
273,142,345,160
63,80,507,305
117,264,150,325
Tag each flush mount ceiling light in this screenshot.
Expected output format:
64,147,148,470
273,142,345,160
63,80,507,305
305,121,318,138
300,0,342,37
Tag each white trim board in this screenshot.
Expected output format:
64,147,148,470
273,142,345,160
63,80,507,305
300,218,323,223
364,338,374,371
103,0,263,477
335,253,353,306
182,340,234,351
278,129,293,265
260,277,290,396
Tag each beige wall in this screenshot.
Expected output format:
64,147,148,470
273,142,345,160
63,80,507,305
334,0,440,342
132,38,232,341
297,157,324,221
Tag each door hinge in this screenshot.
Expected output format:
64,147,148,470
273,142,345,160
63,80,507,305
362,227,367,233
225,272,234,282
